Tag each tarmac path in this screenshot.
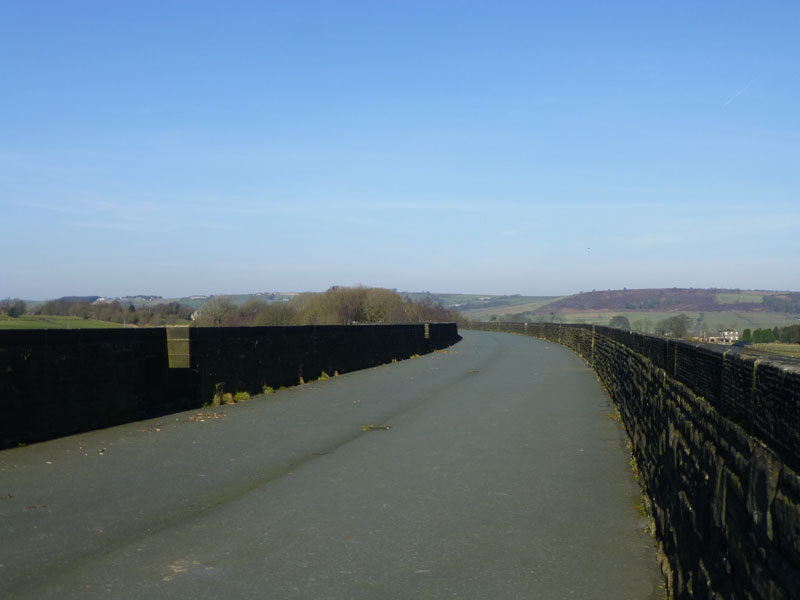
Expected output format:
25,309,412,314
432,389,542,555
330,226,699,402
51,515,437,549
0,330,663,599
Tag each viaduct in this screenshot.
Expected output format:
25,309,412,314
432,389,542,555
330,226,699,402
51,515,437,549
2,322,800,598
469,321,800,599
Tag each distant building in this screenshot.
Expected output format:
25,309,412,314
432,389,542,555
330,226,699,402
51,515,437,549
706,329,740,344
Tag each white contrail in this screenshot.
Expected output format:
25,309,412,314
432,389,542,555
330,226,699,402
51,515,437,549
722,79,755,108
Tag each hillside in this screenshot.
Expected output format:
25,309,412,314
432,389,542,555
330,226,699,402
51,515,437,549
0,315,124,329
530,288,783,314
455,288,800,335
114,292,299,310
402,293,563,320
11,288,799,334
365,289,800,324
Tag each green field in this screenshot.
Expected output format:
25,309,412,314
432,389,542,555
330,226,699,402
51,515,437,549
748,343,800,358
530,311,697,330
145,292,298,309
696,311,799,332
487,310,800,335
555,311,685,328
0,315,123,329
456,297,563,320
714,293,764,304
484,310,686,328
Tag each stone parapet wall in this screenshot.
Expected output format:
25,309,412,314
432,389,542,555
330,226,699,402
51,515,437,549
0,323,460,449
467,321,800,600
187,324,458,407
0,328,172,450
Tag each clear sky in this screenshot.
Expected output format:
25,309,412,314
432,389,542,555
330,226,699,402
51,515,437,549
2,1,799,299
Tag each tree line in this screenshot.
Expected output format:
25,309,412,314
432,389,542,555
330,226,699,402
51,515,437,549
762,293,800,314
0,298,26,318
609,314,695,338
36,298,194,326
742,325,800,344
3,288,463,328
193,286,463,327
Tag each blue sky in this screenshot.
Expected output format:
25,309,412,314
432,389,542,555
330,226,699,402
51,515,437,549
2,1,799,299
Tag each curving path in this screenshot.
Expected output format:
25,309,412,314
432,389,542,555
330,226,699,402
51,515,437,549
0,330,663,599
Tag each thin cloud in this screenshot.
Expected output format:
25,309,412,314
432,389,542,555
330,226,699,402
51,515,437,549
187,221,236,230
238,199,528,215
0,152,39,162
722,79,755,108
63,220,165,233
624,233,686,247
608,186,702,196
621,212,800,249
235,205,374,225
16,200,81,214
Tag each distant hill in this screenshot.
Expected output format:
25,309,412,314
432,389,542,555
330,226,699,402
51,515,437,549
400,293,563,319
400,289,800,321
529,288,789,315
92,292,299,310
449,289,800,334
23,288,800,324
59,295,102,304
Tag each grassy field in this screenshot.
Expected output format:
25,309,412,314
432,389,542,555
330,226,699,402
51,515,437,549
553,311,688,328
714,293,764,304
697,311,799,331
0,315,123,329
457,297,564,320
749,343,800,358
149,292,298,309
485,310,693,328
487,310,800,335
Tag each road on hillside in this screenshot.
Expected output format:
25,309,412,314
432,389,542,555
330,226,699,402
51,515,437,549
0,330,663,599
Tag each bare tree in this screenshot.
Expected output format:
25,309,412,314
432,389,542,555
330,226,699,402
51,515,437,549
1,298,26,318
655,314,693,338
609,315,631,330
196,296,237,326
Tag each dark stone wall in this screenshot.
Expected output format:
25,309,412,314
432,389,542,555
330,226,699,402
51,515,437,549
0,323,460,449
0,328,172,450
187,323,459,406
468,321,800,600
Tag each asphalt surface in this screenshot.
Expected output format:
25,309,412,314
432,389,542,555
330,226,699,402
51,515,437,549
0,330,663,599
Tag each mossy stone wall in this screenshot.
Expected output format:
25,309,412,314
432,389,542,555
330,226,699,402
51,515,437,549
468,321,800,600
